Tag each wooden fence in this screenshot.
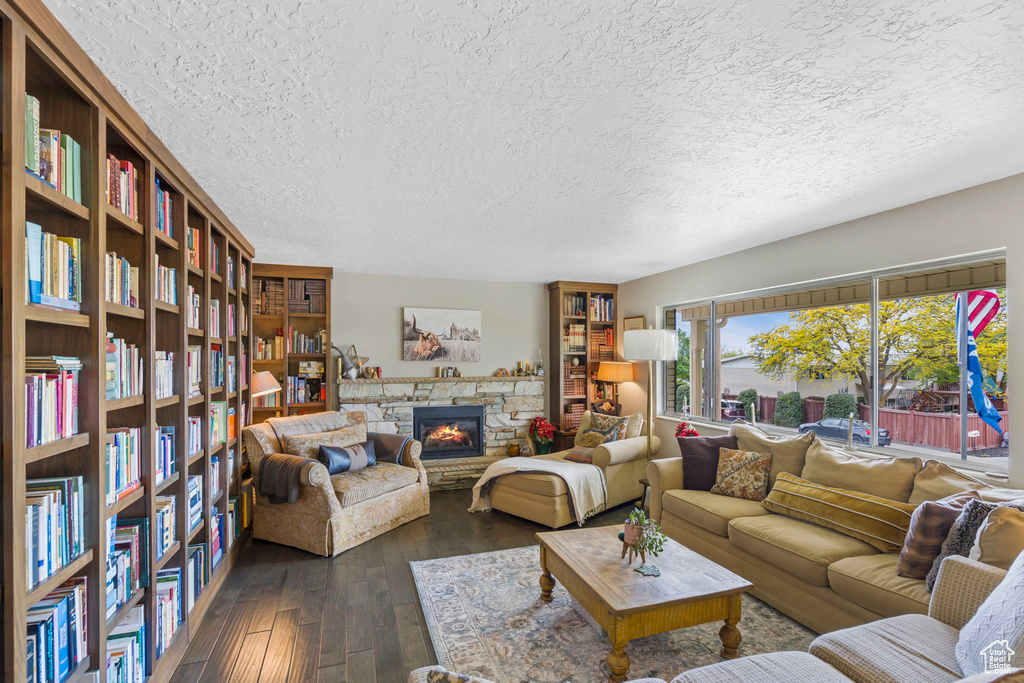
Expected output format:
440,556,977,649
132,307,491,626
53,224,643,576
858,404,1006,452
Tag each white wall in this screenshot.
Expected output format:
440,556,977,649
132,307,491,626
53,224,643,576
331,272,548,383
617,173,1024,487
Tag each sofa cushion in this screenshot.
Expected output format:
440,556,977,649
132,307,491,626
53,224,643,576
492,471,568,497
575,412,631,445
678,435,738,491
727,514,878,586
730,421,814,489
762,473,917,553
710,448,772,502
282,424,368,459
661,489,771,537
956,552,1024,677
827,554,930,618
910,460,991,504
971,506,1024,571
810,613,962,683
269,410,367,440
330,462,419,508
898,491,981,579
801,440,922,502
669,652,855,683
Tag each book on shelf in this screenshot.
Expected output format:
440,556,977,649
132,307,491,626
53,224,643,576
25,476,84,588
104,250,139,308
562,292,587,317
227,355,236,393
561,323,586,353
155,567,182,657
187,226,201,268
187,416,202,455
210,402,227,445
227,303,237,336
188,476,203,530
227,497,238,548
25,221,82,311
25,94,40,175
24,355,81,448
590,293,615,322
155,178,173,238
27,575,87,683
106,605,145,683
106,153,139,220
186,284,201,328
155,254,178,305
155,425,175,484
228,406,237,441
154,496,176,560
187,345,202,398
210,343,224,388
210,455,221,493
22,99,82,202
211,241,221,275
241,261,247,287
241,301,248,334
227,256,236,288
186,544,208,612
155,351,174,400
239,344,247,383
228,448,236,482
107,517,150,619
104,427,142,506
105,332,143,400
211,508,224,567
209,299,221,337
285,326,327,354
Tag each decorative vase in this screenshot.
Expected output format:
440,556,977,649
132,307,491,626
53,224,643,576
533,439,551,455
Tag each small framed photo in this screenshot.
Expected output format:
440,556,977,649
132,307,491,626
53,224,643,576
623,315,646,332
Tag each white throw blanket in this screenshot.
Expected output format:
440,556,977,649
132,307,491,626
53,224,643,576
468,456,608,525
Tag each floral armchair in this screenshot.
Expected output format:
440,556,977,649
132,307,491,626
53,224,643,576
242,410,429,556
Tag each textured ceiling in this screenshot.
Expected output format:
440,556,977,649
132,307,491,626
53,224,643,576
45,0,1024,283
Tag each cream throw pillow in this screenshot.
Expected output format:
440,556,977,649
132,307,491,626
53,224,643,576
909,460,992,505
801,440,922,502
281,425,367,460
970,507,1024,571
729,421,814,489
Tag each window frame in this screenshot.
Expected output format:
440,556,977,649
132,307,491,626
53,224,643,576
661,248,1008,470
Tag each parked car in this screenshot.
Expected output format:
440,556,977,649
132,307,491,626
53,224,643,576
721,400,746,421
798,418,891,446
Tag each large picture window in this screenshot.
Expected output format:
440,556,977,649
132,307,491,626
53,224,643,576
664,254,1008,471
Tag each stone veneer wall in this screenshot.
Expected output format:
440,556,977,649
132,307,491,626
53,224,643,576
337,377,546,456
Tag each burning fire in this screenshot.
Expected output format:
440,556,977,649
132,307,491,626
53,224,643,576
425,423,472,447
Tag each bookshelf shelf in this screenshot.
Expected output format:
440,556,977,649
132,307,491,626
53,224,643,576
24,303,90,327
290,353,327,359
26,550,94,608
289,401,325,408
105,486,145,519
188,521,205,542
106,394,145,411
25,173,91,220
252,313,281,321
4,4,257,681
210,336,223,344
287,312,326,318
188,450,206,465
154,299,179,314
106,301,145,319
105,204,144,235
24,432,91,464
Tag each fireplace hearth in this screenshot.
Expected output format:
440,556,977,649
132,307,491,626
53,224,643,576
413,405,486,460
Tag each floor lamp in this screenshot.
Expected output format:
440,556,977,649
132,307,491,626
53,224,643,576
624,328,677,462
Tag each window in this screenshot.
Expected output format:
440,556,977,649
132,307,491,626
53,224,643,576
664,254,1008,470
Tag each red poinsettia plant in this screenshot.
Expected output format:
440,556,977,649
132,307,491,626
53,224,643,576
528,416,557,444
675,421,700,438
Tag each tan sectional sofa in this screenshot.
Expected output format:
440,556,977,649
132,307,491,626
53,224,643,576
488,411,662,528
647,421,1022,634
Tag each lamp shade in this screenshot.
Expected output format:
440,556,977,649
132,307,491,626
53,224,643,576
597,361,633,383
624,329,677,362
251,371,282,397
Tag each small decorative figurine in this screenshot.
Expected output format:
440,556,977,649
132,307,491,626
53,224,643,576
495,368,510,377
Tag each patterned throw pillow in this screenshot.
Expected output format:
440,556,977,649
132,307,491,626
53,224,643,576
955,552,1024,677
563,446,596,464
897,491,981,579
577,427,617,449
588,413,629,441
926,498,1024,591
281,425,366,459
318,440,376,475
710,448,772,502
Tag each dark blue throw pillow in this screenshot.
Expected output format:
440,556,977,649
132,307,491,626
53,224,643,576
318,440,376,475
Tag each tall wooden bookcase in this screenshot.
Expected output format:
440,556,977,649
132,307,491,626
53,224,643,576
0,1,256,680
250,263,333,423
547,281,619,451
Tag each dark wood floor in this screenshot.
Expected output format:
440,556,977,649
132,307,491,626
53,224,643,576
170,487,634,683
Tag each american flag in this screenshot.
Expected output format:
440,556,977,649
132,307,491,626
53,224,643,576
957,290,1000,336
955,290,1003,434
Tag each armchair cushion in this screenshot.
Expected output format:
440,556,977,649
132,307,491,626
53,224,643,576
592,435,661,468
331,462,420,508
930,556,1009,630
281,425,367,459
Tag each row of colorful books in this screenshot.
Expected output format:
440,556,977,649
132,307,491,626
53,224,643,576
211,242,221,276
210,455,221,494
155,256,178,305
285,376,324,404
106,516,148,620
188,475,203,530
186,284,202,328
187,226,201,269
187,416,202,455
27,575,87,683
106,153,140,221
25,356,81,448
286,326,328,354
210,402,228,445
155,177,174,238
253,332,284,359
25,94,83,203
155,567,183,658
211,509,224,568
155,496,176,561
105,333,143,400
561,323,586,353
155,351,175,400
227,355,237,393
106,604,144,682
155,425,175,484
187,345,202,398
210,343,224,388
562,292,588,317
104,427,141,506
26,222,82,311
26,476,84,588
590,294,615,322
209,299,221,337
104,250,139,308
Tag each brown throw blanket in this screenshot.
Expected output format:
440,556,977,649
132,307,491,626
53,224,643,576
259,453,318,504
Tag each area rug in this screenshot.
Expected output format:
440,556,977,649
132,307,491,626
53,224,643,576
411,545,816,682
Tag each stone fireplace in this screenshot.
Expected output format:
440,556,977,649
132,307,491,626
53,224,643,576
413,405,485,460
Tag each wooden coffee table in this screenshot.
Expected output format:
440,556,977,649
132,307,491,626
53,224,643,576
537,525,753,683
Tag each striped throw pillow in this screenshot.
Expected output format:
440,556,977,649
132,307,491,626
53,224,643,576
563,446,595,464
763,472,918,553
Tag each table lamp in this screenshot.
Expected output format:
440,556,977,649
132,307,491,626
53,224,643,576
251,371,282,398
624,328,677,461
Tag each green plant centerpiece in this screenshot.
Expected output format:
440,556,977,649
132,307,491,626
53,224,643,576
619,508,668,576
